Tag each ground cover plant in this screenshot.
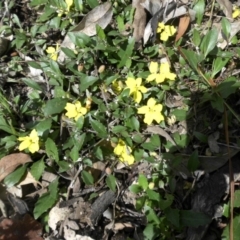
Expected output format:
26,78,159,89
1,0,240,239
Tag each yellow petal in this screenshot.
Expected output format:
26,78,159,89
160,31,169,41
138,106,149,114
157,22,165,33
167,72,176,80
233,9,240,18
154,112,164,123
155,74,165,83
165,25,176,36
147,73,157,82
126,77,137,94
65,103,78,118
135,78,142,87
153,104,163,112
160,62,170,73
46,47,55,54
133,91,142,103
29,129,39,142
114,139,125,155
144,113,154,125
149,62,158,74
147,98,156,107
139,86,148,93
19,138,31,151
28,142,39,153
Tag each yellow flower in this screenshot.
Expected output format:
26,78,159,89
58,0,73,16
233,6,240,18
147,61,176,83
112,80,123,94
114,139,135,165
65,101,87,121
125,77,148,103
18,129,39,153
157,22,176,42
138,98,164,125
46,43,59,61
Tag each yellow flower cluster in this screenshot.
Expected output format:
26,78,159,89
58,0,73,17
157,22,176,42
18,129,39,153
114,139,135,165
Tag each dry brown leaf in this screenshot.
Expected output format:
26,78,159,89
175,15,190,42
16,171,40,187
72,2,113,35
145,126,176,145
0,153,32,182
0,214,43,240
58,2,113,63
132,0,147,42
216,0,232,18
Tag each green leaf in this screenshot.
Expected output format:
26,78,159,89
35,119,52,136
180,210,211,227
221,17,231,40
117,15,125,32
211,57,229,78
129,184,142,194
37,5,56,22
106,174,116,192
165,208,180,228
234,190,240,208
81,170,94,185
76,116,84,130
34,178,59,219
193,131,208,143
96,25,106,40
216,77,240,98
144,206,160,224
61,47,76,58
27,61,42,69
222,215,240,238
171,109,187,121
70,145,80,162
142,134,160,151
181,48,203,72
111,125,127,134
79,75,99,92
90,119,108,138
30,158,45,181
43,98,67,116
117,37,135,68
86,0,99,8
0,116,16,135
126,116,140,131
200,27,218,58
143,223,158,240
138,174,148,191
45,138,59,162
187,150,199,172
159,194,174,210
4,165,27,187
146,189,160,201
192,29,201,47
193,0,205,25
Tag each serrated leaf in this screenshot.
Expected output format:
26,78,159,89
106,174,116,192
200,28,218,58
4,165,27,187
34,178,59,219
165,208,180,228
81,170,94,185
35,118,52,136
90,119,108,138
142,134,160,151
44,98,67,116
45,138,59,162
30,158,45,181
